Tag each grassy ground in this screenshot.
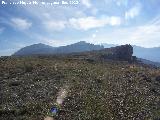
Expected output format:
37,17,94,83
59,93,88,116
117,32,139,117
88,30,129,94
0,56,160,120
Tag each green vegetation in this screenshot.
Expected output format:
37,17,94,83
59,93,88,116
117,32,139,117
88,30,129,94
0,56,160,120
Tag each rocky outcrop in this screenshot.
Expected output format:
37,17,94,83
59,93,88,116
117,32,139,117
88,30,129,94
69,44,135,62
100,44,134,62
112,44,133,61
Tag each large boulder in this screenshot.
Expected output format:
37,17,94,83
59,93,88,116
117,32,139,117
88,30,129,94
113,44,133,61
99,44,134,62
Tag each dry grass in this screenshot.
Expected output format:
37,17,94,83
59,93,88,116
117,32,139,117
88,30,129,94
0,56,160,120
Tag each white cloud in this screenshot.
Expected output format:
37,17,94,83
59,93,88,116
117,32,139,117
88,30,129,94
69,16,122,30
81,0,92,8
41,16,121,31
92,33,96,38
104,0,128,7
115,0,128,7
75,11,87,18
43,20,67,31
86,17,160,47
42,13,51,19
11,18,32,30
125,3,141,19
109,16,121,26
41,38,72,47
91,8,98,15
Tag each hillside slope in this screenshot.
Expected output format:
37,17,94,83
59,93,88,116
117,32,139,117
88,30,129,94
0,53,160,120
13,41,104,56
13,43,56,56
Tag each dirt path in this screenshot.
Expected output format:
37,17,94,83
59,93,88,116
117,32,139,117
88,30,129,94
44,116,54,120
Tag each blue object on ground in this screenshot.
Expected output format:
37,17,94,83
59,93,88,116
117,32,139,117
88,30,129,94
51,107,58,114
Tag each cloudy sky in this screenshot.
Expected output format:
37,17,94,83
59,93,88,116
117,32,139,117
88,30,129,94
0,0,160,56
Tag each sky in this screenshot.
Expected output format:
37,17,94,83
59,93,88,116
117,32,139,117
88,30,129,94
0,0,160,56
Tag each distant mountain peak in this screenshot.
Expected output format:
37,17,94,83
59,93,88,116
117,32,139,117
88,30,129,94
73,41,88,45
30,43,52,47
77,41,86,43
29,43,44,46
13,41,104,56
34,43,45,45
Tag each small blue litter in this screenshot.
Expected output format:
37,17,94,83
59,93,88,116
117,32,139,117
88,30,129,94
50,107,58,114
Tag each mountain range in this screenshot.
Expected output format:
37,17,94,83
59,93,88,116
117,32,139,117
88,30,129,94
13,41,104,56
132,45,160,63
13,41,160,64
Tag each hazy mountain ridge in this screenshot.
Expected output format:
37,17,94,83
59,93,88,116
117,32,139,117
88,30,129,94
13,41,104,56
54,41,104,54
101,43,118,48
13,42,160,66
133,45,160,62
13,43,56,56
70,44,134,62
13,43,134,63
